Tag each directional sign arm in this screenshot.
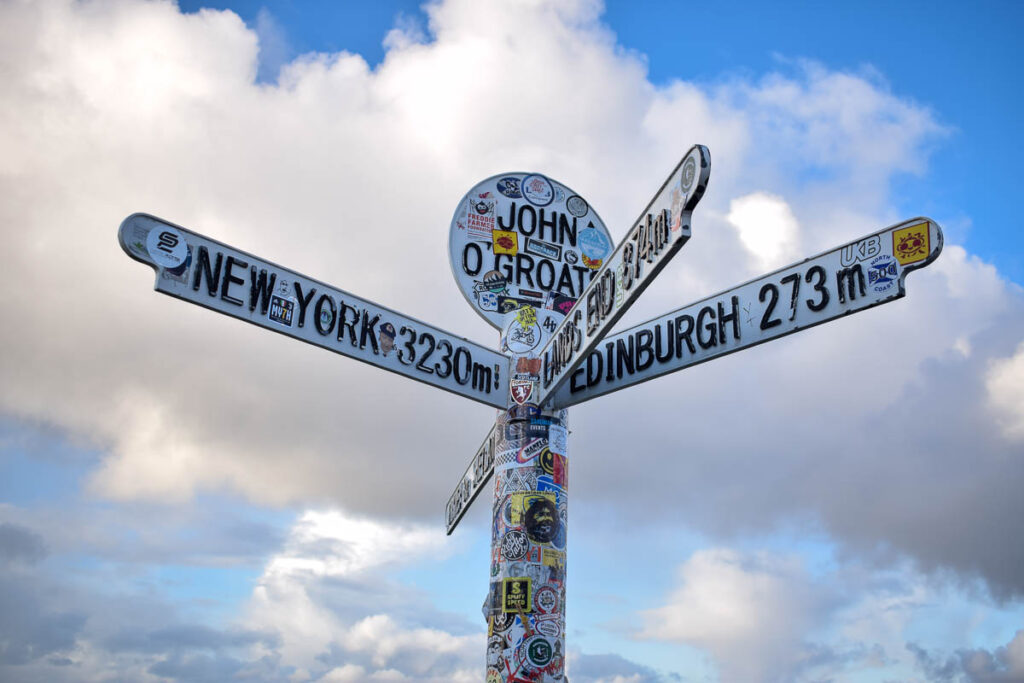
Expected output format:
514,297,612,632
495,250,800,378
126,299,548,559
119,213,510,408
535,144,712,406
549,217,944,407
445,421,498,535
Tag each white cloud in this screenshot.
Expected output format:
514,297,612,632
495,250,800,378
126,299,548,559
726,191,801,270
1,0,1022,608
986,342,1024,441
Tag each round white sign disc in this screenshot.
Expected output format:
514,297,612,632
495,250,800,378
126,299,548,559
448,173,613,329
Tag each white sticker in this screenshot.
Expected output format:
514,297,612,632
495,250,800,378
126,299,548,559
146,226,188,269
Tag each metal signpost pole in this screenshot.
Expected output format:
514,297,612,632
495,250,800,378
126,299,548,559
122,143,944,683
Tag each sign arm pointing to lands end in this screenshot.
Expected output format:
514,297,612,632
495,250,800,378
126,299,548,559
118,212,511,409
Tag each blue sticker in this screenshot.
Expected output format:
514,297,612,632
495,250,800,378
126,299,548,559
578,225,610,260
497,177,522,199
868,254,900,294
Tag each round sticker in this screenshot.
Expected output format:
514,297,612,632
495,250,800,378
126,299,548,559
868,254,901,294
534,585,559,614
565,195,588,217
681,156,697,192
449,173,612,329
501,529,530,561
146,226,188,269
535,617,561,638
521,174,554,207
524,635,553,667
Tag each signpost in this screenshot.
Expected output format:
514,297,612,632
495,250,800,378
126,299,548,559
119,213,510,408
121,146,944,683
535,145,710,406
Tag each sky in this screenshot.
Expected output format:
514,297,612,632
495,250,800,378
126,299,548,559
1,1,1023,682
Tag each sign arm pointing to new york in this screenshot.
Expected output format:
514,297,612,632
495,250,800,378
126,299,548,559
119,213,511,408
550,217,944,407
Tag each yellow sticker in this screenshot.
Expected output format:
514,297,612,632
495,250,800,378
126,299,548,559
492,230,519,255
510,492,556,526
515,305,537,328
892,223,930,265
503,577,532,613
543,548,565,568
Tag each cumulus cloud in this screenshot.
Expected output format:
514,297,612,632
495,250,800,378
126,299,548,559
0,0,1022,618
726,191,801,271
909,630,1024,682
986,342,1024,440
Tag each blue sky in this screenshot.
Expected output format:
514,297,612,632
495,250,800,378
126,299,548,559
2,1,1024,682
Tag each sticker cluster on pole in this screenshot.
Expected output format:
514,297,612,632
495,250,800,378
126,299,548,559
120,143,943,683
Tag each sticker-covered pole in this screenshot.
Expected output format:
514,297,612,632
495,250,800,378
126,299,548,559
484,307,569,682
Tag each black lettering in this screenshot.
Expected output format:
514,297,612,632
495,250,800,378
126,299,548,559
434,340,454,378
696,305,717,349
573,266,588,296
360,311,380,353
314,294,336,335
675,314,696,356
636,328,654,371
781,272,800,321
569,366,586,393
498,202,516,230
337,302,359,345
805,265,830,312
556,263,577,297
537,259,556,290
293,282,316,328
836,264,866,304
621,243,635,291
655,321,674,362
515,253,536,287
462,243,482,276
415,332,436,373
586,350,603,387
248,267,277,314
518,205,537,236
219,256,247,306
538,209,557,242
472,362,492,392
718,296,740,344
615,336,635,378
397,326,416,365
192,246,223,297
759,283,781,330
454,347,472,384
605,342,615,382
559,214,577,246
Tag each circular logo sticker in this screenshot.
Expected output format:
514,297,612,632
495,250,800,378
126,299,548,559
535,617,561,638
486,668,503,683
681,156,697,192
501,529,530,561
565,195,588,217
868,254,900,294
146,226,188,269
525,636,553,667
578,226,610,262
491,611,514,633
521,174,554,206
534,585,559,614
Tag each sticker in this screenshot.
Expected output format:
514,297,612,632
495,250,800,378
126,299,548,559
467,193,496,240
548,424,568,455
478,270,509,293
478,290,499,311
503,577,532,613
523,494,560,544
491,611,515,633
542,548,565,569
564,250,578,265
160,245,192,284
497,177,522,199
579,224,610,262
268,294,296,327
565,195,588,217
521,174,554,206
146,226,188,269
511,491,556,526
524,635,553,667
493,230,519,255
547,294,576,315
506,314,540,353
582,253,603,270
893,222,930,265
486,668,503,683
511,379,534,405
533,585,559,614
516,356,542,377
501,530,530,561
379,322,396,356
840,234,883,266
868,254,900,294
318,305,334,330
681,155,697,192
525,238,562,260
488,635,505,666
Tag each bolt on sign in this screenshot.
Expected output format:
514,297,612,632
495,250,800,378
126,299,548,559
121,144,944,683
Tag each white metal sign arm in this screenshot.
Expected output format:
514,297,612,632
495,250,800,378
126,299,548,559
119,213,511,409
549,217,944,407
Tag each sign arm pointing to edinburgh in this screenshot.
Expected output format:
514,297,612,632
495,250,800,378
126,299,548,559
536,144,712,406
119,213,511,409
550,217,944,407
